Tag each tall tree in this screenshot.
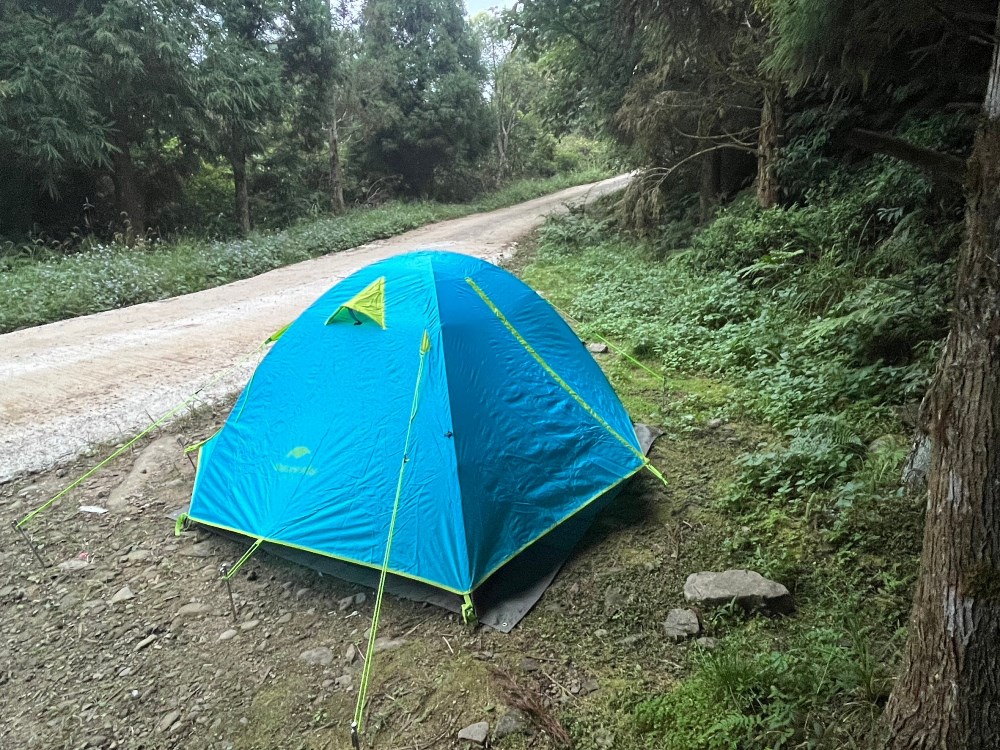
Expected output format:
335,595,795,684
357,0,491,197
878,10,1000,747
201,0,284,234
86,0,201,236
472,10,546,180
283,0,345,214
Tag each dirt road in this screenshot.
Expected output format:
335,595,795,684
0,175,629,483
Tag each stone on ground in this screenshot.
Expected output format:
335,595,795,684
662,608,700,641
458,721,490,745
683,570,794,614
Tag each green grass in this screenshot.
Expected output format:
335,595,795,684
516,142,962,747
0,169,610,334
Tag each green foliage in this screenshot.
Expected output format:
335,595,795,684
526,136,960,747
0,170,606,332
630,625,892,749
356,0,492,198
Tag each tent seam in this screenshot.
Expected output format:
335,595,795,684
425,255,475,591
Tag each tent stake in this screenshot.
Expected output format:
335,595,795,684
219,563,238,621
11,521,48,570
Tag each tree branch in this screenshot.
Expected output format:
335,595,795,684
843,128,967,183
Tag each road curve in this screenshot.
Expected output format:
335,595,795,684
0,174,630,482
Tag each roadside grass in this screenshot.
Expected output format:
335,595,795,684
0,169,609,334
516,170,945,747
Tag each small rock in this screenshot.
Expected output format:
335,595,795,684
179,541,214,558
594,629,609,638
493,709,528,739
458,721,489,745
345,644,358,664
295,588,310,600
695,637,720,650
662,608,700,642
109,586,135,605
176,602,212,618
157,710,181,733
707,418,725,429
521,657,540,672
580,679,600,696
353,592,367,605
334,674,352,690
240,619,260,631
57,558,90,573
134,635,157,651
299,647,334,666
587,342,609,354
219,629,238,641
683,570,794,615
603,585,625,614
373,637,406,653
125,549,153,563
276,612,292,624
337,595,354,611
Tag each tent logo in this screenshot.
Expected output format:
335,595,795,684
276,445,317,476
286,446,311,460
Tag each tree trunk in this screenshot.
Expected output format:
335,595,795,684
699,148,721,223
231,150,251,236
329,110,345,215
879,12,1000,748
110,133,145,240
756,84,783,209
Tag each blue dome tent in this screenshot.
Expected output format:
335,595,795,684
186,250,659,630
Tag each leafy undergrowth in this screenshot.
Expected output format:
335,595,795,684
0,169,608,334
518,140,959,747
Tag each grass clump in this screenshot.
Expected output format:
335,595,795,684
0,169,609,333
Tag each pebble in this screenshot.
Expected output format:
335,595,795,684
276,612,292,624
134,635,157,651
109,586,135,605
345,644,358,664
494,709,529,739
458,721,489,745
219,629,238,641
298,647,334,666
156,710,181,733
240,619,260,631
176,602,212,618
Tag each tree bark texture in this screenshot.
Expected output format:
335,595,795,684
329,111,345,215
231,150,251,236
699,148,721,223
110,133,145,239
879,16,1000,747
756,84,783,209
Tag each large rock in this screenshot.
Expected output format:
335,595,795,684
662,608,700,641
683,570,794,615
299,647,334,667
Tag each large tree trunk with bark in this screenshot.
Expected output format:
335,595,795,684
110,133,145,240
329,109,345,215
231,149,251,236
879,14,1000,749
756,84,784,209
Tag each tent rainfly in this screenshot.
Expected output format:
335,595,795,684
185,250,656,627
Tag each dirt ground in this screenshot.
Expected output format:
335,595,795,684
0,363,752,750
